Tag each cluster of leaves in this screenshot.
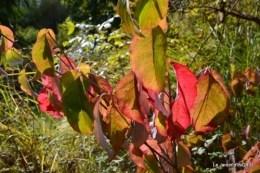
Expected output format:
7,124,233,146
1,0,260,172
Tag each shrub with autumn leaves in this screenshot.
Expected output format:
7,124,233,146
0,0,260,172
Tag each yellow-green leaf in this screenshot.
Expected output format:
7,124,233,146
18,68,37,97
6,48,23,67
135,0,168,30
32,29,56,76
130,26,167,93
191,70,230,134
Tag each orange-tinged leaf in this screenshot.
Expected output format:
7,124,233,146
18,68,37,97
36,28,56,50
249,162,260,173
135,0,168,30
158,17,168,31
245,67,259,85
116,0,143,36
89,73,112,94
167,62,197,140
130,26,167,93
32,30,55,76
231,78,244,96
116,71,146,123
0,25,14,52
107,102,130,158
129,143,146,168
93,94,114,159
221,133,237,153
176,141,192,169
191,69,230,134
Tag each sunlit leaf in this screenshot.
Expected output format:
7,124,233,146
185,134,203,148
117,0,143,36
135,0,168,30
0,25,14,52
191,69,230,134
18,68,37,97
62,73,93,135
116,71,146,123
154,110,167,143
130,26,167,93
107,100,130,159
6,48,23,67
32,29,56,76
167,62,197,140
60,70,81,93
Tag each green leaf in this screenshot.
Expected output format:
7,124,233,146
32,29,56,76
190,69,230,134
130,26,167,93
0,25,14,52
135,0,168,30
65,21,75,35
117,0,143,36
6,48,23,67
62,73,93,135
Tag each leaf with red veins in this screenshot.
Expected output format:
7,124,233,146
116,71,147,124
59,55,76,73
37,87,64,118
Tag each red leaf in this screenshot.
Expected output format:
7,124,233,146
59,55,76,73
167,62,197,140
37,87,63,118
0,25,14,52
89,73,113,94
132,120,150,148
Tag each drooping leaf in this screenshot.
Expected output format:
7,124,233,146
167,62,197,140
140,140,161,173
107,100,130,159
191,69,230,134
154,110,167,143
93,94,114,159
18,68,37,97
60,70,81,93
32,29,55,76
130,26,167,93
129,143,146,168
135,0,168,30
59,55,76,73
62,74,93,135
116,71,146,123
221,133,237,153
6,48,23,67
132,120,150,148
245,67,259,85
0,25,14,52
147,89,169,117
89,73,113,94
36,28,56,49
176,141,192,169
116,0,143,36
37,87,63,118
